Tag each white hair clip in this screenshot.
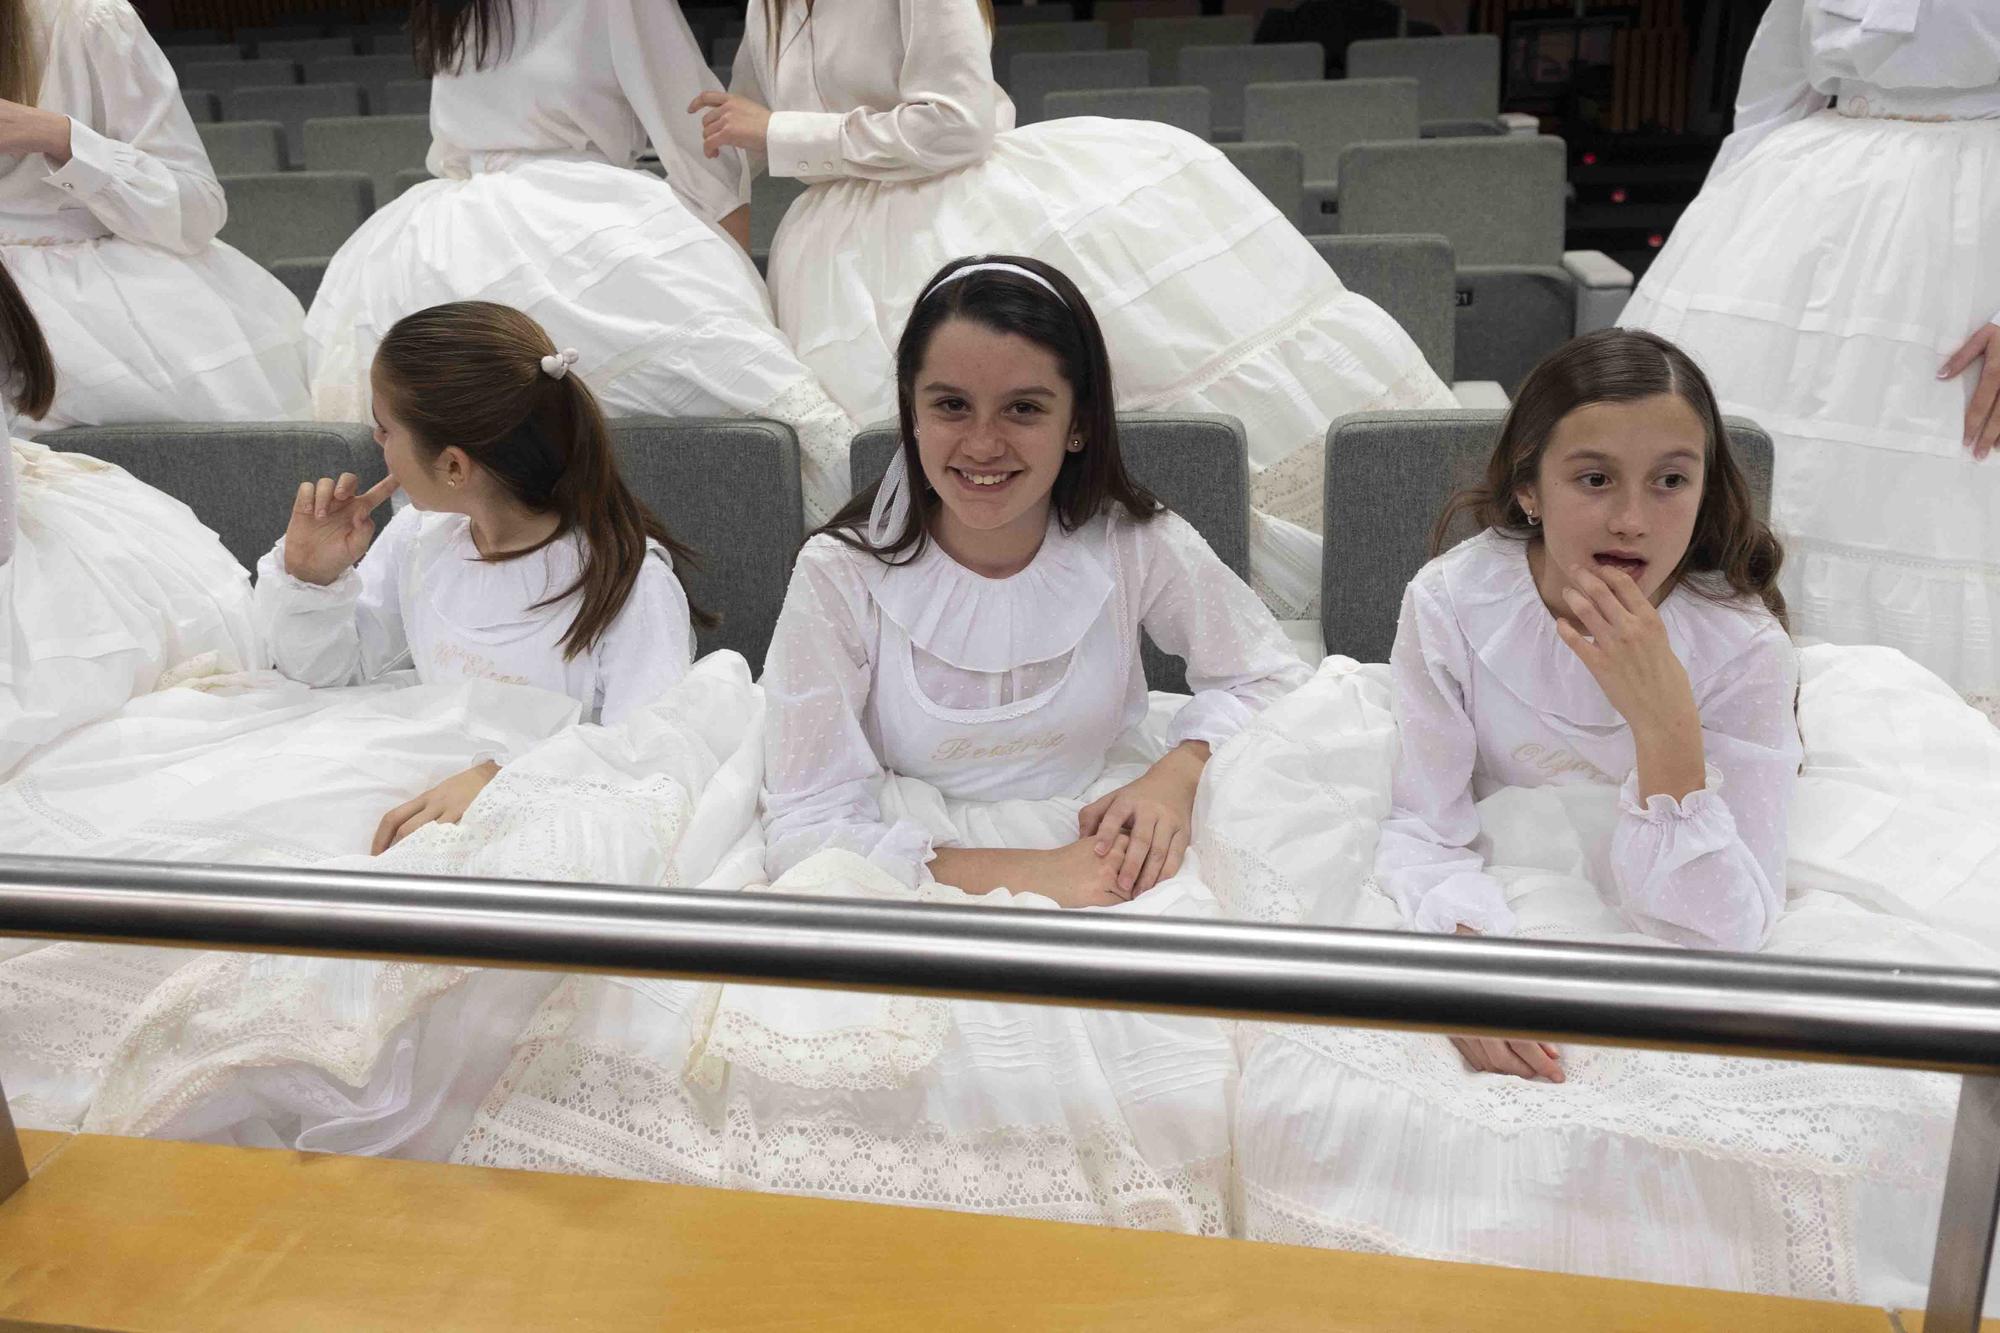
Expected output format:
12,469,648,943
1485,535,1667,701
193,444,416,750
540,347,580,379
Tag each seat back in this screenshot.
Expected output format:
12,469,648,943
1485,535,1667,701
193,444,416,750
1174,42,1320,139
750,172,810,263
1336,135,1565,267
165,42,246,68
991,21,1110,86
1128,15,1255,85
179,58,299,94
1041,85,1210,140
1009,49,1148,123
377,79,433,116
1346,33,1500,127
256,36,358,62
1311,233,1456,383
1219,141,1303,230
218,171,375,265
182,89,222,124
303,54,422,105
223,83,366,163
303,115,433,201
269,257,328,308
196,120,286,174
1243,77,1419,184
391,166,432,201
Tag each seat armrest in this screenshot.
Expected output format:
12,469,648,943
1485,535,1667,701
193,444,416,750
1563,250,1635,333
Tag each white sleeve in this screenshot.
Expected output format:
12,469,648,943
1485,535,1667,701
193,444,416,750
763,0,999,181
760,538,937,886
1609,623,1801,953
608,0,750,223
252,506,418,686
1709,0,1825,179
592,547,696,726
1131,512,1312,751
1372,577,1518,936
728,30,770,180
42,3,227,254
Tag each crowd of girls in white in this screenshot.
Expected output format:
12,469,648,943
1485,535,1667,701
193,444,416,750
2,0,1999,1312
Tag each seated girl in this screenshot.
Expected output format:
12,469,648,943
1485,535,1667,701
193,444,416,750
451,256,1312,1233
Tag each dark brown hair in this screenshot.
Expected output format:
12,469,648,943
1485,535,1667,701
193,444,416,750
1432,327,1786,626
410,0,513,76
818,254,1160,564
1,0,41,107
0,259,55,421
373,302,714,656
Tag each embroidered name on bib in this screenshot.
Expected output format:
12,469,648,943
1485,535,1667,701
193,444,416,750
431,639,533,687
1512,742,1614,785
931,732,1068,763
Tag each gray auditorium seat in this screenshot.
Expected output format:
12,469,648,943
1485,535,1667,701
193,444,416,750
713,34,741,68
304,54,421,106
158,27,228,45
1337,136,1633,390
1312,233,1456,383
608,417,803,668
304,115,432,201
269,257,328,308
257,36,358,62
991,21,1109,88
390,166,432,200
1042,85,1210,140
38,423,380,571
224,83,366,163
1175,42,1320,142
178,59,299,95
1346,33,1503,138
751,172,809,265
377,79,433,116
237,24,330,45
1244,78,1419,234
1129,15,1255,86
218,171,375,265
165,42,246,68
992,3,1076,23
848,413,1250,693
182,89,222,124
197,119,287,174
1319,410,1774,662
1219,141,1303,230
1009,49,1148,124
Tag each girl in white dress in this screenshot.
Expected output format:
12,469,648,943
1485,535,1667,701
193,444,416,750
305,0,858,524
1621,0,2000,716
1222,330,1990,1308
0,0,310,430
453,257,1312,1233
697,0,1457,616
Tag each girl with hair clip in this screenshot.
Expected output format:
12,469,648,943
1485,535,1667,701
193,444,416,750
696,0,1456,617
452,256,1310,1234
0,0,309,429
305,0,859,524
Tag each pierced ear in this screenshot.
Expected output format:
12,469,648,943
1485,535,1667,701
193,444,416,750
1514,486,1541,523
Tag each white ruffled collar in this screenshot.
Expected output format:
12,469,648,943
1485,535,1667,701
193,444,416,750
417,511,593,639
1443,528,1776,727
864,513,1115,672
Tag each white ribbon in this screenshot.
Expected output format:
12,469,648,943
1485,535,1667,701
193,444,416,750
539,347,580,379
865,448,913,546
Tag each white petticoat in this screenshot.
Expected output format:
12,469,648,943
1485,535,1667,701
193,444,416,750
1622,110,2000,703
303,158,856,524
766,118,1457,617
7,236,309,433
0,440,257,777
1198,646,2000,1309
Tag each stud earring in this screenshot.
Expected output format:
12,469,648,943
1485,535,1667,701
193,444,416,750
1066,437,1083,453
1525,510,1540,526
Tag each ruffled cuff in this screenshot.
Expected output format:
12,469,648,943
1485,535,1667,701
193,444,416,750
1165,689,1257,752
1616,762,1727,822
43,120,121,201
1409,870,1518,937
254,540,362,605
764,110,846,179
765,818,937,891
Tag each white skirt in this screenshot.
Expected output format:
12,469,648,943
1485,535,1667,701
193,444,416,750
767,119,1457,617
1622,110,2000,707
303,159,856,524
1199,647,2000,1309
0,441,257,777
6,236,310,433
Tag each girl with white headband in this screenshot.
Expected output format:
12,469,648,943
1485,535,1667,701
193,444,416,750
695,0,1457,617
453,257,1312,1230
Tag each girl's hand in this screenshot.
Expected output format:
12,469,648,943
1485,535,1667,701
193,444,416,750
1446,928,1564,1081
0,100,72,163
687,91,771,158
1077,742,1207,897
282,473,397,586
1032,834,1139,908
373,761,500,854
1940,322,2000,461
1554,565,1698,739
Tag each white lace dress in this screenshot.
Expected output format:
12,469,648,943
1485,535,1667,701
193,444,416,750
734,0,1457,616
1621,0,2000,712
1198,531,2000,1310
452,507,1311,1234
302,0,857,524
5,0,309,431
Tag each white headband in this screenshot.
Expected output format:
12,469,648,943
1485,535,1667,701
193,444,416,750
916,260,1068,309
539,347,580,379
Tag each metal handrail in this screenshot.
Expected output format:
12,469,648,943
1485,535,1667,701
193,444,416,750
0,852,1995,1329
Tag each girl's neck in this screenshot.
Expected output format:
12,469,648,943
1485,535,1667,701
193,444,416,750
467,501,562,558
930,503,1050,580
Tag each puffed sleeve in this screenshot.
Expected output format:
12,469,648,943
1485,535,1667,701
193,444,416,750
41,1,228,254
1609,619,1801,952
1129,512,1311,751
764,0,999,181
608,0,751,222
591,545,696,726
253,505,420,686
1710,0,1825,179
1373,575,1518,936
760,537,937,885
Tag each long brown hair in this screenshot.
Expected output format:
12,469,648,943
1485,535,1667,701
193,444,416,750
373,302,714,656
818,254,1159,564
0,0,42,108
0,260,55,421
410,0,514,76
1432,327,1786,626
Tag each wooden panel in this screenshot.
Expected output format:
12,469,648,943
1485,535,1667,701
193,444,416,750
1899,1315,2000,1331
0,1133,1898,1333
17,1131,68,1177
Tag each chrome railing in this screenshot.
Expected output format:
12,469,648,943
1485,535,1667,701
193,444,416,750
1,852,1996,1329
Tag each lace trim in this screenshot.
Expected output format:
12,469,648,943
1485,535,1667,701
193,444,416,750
758,376,858,529
1783,531,2000,579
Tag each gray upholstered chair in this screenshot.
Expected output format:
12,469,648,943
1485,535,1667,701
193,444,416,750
1310,233,1457,384
182,89,222,124
1219,141,1303,231
750,172,809,267
1318,409,1775,663
1041,85,1211,141
303,116,433,202
269,257,328,308
1128,15,1255,86
991,21,1109,88
1346,33,1503,138
256,37,359,63
177,59,300,95
390,167,432,201
848,413,1251,693
218,171,375,265
1009,49,1148,124
223,83,366,163
376,80,433,116
303,54,423,108
197,119,286,174
1174,42,1320,142
1243,78,1419,234
164,42,246,69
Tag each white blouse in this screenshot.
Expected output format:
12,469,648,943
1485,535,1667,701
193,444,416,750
761,507,1311,884
254,506,694,727
2,0,224,251
1376,529,1802,953
732,0,1016,182
426,0,747,224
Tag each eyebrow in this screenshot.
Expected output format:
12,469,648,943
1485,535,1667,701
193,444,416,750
921,381,1057,398
1560,448,1702,466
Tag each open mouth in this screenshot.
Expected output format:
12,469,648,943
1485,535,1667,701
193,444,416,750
950,467,1021,495
1593,552,1648,578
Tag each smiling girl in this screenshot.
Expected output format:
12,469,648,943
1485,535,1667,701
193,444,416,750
1375,328,1800,1079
